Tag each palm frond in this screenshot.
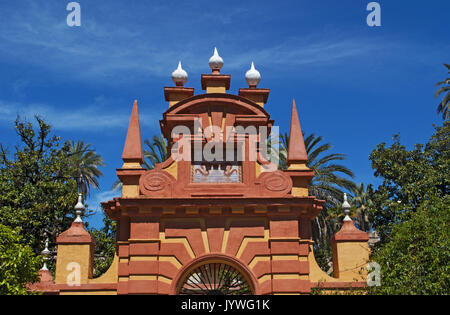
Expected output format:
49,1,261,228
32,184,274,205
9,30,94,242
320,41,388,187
435,64,450,120
279,131,357,253
69,140,105,198
143,134,168,169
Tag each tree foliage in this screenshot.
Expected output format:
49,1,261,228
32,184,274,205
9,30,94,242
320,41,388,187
280,132,356,206
0,116,81,254
279,132,356,271
368,121,450,294
351,183,374,232
369,121,449,245
90,214,116,278
0,224,42,295
369,195,450,295
69,140,105,198
143,134,168,169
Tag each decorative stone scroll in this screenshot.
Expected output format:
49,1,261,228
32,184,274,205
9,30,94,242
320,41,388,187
256,170,293,196
139,170,176,197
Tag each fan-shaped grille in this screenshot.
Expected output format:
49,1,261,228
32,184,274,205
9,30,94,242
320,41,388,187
178,262,252,295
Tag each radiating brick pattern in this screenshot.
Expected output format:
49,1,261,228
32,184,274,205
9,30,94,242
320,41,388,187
114,214,318,295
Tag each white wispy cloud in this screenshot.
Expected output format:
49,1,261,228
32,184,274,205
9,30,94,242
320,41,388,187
87,189,118,214
0,1,394,84
0,98,159,131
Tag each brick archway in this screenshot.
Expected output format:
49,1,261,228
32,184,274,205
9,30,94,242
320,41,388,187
170,254,260,295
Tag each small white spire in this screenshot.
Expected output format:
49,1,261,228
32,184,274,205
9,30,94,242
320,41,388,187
245,62,261,88
171,61,188,86
209,47,224,73
342,193,352,221
74,193,84,223
40,237,51,271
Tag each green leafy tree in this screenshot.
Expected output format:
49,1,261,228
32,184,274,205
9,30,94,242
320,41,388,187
369,121,449,245
369,195,450,295
435,63,450,120
368,121,449,294
0,224,42,295
69,141,105,198
90,214,116,278
0,116,85,259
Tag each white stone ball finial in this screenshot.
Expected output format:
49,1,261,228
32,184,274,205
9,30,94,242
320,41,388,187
209,47,224,73
342,193,352,221
245,62,261,88
171,61,188,86
74,193,84,223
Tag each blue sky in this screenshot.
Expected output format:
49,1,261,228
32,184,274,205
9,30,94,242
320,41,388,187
0,1,448,228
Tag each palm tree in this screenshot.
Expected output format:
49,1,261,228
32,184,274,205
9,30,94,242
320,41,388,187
69,141,105,198
279,132,356,270
280,132,355,204
112,134,168,191
351,183,374,232
143,134,168,169
435,63,449,120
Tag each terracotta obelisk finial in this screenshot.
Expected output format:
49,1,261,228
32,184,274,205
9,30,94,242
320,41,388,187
287,99,308,169
122,100,144,168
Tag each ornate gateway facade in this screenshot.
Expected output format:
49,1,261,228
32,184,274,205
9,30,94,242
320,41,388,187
33,49,370,295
